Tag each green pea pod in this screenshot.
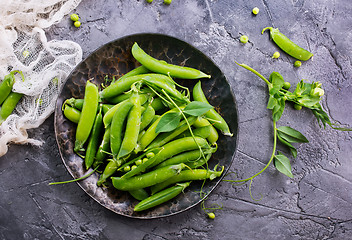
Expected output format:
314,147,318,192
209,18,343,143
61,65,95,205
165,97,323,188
117,148,160,172
102,104,114,114
134,182,191,212
262,27,313,61
146,116,197,150
64,98,84,110
147,136,210,169
121,150,160,179
110,101,134,160
118,92,142,158
63,105,81,124
74,81,99,152
150,97,165,112
85,105,103,170
0,72,16,105
105,91,151,105
93,127,111,168
137,108,179,151
193,81,232,136
112,65,151,84
140,104,155,132
99,75,142,99
111,163,187,191
156,147,216,169
97,159,118,186
193,117,218,145
100,74,174,99
176,125,212,140
151,167,224,194
131,42,211,79
0,92,23,125
143,75,188,103
129,188,149,201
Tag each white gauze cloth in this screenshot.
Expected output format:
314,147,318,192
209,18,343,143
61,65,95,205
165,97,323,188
0,0,83,156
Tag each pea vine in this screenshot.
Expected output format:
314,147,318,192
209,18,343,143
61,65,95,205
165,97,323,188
224,62,351,200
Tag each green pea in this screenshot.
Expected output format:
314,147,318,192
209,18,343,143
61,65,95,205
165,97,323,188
135,159,143,166
146,152,155,159
70,14,79,21
74,21,81,28
294,60,302,67
208,212,215,219
131,165,137,171
146,0,153,2
272,51,280,59
164,0,172,4
124,166,131,172
240,35,249,44
252,7,259,15
294,104,302,110
283,82,291,90
0,72,16,105
142,158,149,163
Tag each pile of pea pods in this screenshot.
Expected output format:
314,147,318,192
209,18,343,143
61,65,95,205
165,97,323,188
0,71,24,126
62,43,233,212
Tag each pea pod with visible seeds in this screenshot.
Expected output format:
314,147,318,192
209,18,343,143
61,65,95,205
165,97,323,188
74,81,99,152
262,27,313,61
132,42,211,79
111,163,187,191
134,182,191,212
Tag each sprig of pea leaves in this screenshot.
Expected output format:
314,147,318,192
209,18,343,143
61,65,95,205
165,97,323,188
233,62,351,181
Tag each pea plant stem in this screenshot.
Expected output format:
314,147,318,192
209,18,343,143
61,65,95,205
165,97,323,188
161,89,208,162
223,121,277,183
235,62,271,86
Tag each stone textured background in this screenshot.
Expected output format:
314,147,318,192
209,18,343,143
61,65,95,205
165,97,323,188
1,0,351,239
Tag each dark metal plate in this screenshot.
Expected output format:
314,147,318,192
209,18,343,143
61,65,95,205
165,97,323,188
54,33,238,219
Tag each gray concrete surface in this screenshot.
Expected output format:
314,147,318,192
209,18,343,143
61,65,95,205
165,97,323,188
1,0,352,239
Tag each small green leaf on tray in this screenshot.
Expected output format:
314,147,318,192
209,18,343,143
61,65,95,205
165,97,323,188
156,112,181,133
274,152,294,178
183,101,213,117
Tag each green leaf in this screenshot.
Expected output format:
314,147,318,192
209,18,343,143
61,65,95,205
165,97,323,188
277,134,297,158
297,95,321,108
277,126,308,143
269,72,285,95
155,112,181,133
272,97,285,122
267,95,278,109
183,101,213,117
274,152,294,178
